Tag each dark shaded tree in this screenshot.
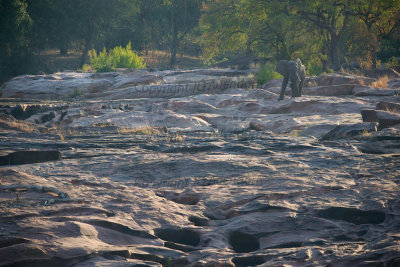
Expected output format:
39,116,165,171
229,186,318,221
0,0,32,83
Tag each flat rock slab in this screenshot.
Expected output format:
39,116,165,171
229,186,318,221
321,122,378,140
353,86,396,96
376,101,400,113
304,84,355,96
317,73,375,86
1,70,400,266
376,110,400,129
0,69,255,100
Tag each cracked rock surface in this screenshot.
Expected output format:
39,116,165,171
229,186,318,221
0,69,400,266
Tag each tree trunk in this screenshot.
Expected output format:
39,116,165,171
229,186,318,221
371,45,377,69
170,19,178,68
322,59,328,72
330,36,340,71
59,43,68,56
80,22,94,67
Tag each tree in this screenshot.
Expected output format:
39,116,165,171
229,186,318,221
74,0,140,67
27,0,78,55
348,0,400,68
199,0,251,63
294,0,351,70
0,0,32,82
141,0,202,67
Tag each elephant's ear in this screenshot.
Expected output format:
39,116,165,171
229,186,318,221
276,60,288,75
295,58,303,69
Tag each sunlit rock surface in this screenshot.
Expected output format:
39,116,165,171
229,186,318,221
1,69,400,266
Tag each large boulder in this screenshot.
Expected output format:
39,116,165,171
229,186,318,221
1,72,100,99
376,101,400,113
261,79,283,89
321,123,378,140
353,86,396,96
360,107,400,129
1,69,254,100
376,110,400,129
304,84,354,96
300,124,338,138
317,73,375,86
361,109,378,122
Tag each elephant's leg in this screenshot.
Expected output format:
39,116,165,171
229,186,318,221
279,76,289,101
299,77,305,97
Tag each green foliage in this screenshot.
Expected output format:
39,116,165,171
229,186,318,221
306,62,323,76
0,0,33,84
257,63,282,86
386,56,400,67
2,0,400,84
88,42,146,72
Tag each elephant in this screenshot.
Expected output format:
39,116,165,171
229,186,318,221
276,59,306,101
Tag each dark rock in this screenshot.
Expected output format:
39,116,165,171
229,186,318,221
40,112,55,123
188,216,209,226
0,150,61,166
358,140,400,155
0,237,30,248
376,110,400,129
361,109,378,122
0,105,12,115
0,113,17,121
317,207,385,225
353,86,396,96
300,124,338,137
232,255,267,266
88,220,157,239
317,73,375,86
156,190,201,205
155,228,200,247
229,231,259,253
249,121,267,131
321,123,378,140
376,101,400,113
10,104,54,120
193,261,234,267
164,241,198,252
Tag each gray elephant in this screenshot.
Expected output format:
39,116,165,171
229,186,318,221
276,59,306,101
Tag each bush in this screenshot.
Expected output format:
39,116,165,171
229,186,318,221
86,42,146,72
256,62,282,86
386,56,399,68
307,62,323,76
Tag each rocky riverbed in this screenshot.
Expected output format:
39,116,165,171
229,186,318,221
0,68,400,266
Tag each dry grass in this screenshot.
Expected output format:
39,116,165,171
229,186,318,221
290,130,302,137
140,50,203,69
93,122,114,127
165,133,185,142
51,126,65,141
383,107,398,113
371,75,389,88
0,119,36,133
361,129,373,137
38,49,81,72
